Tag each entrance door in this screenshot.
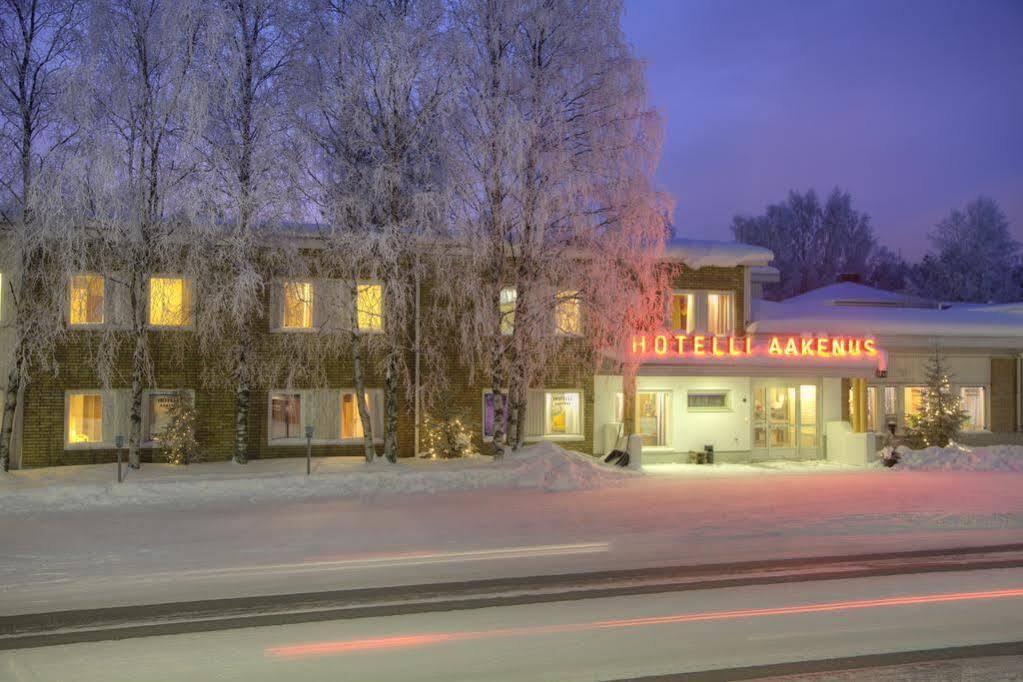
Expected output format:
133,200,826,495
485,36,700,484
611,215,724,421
752,381,818,459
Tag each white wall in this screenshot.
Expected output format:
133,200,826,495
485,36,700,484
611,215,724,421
887,353,990,385
593,374,623,454
636,375,752,453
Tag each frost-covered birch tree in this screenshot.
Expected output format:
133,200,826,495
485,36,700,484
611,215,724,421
0,0,83,470
298,0,450,462
82,0,210,468
448,0,668,452
188,0,300,463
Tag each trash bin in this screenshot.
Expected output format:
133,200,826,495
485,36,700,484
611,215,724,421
704,444,714,465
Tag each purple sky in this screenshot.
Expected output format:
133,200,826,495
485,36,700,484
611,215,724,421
621,0,1023,259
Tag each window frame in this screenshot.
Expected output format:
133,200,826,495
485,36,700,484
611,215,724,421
64,390,105,448
280,280,315,331
339,388,384,443
554,290,582,336
540,389,584,441
355,280,385,334
147,274,195,330
959,385,988,432
636,389,672,449
686,389,732,413
68,273,106,328
667,290,696,333
705,290,735,336
499,286,516,336
142,389,195,446
267,391,304,444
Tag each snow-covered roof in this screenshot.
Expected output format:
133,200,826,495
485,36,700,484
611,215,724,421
750,283,1023,341
663,239,773,269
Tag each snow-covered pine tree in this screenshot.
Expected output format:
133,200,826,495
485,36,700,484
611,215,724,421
904,350,969,449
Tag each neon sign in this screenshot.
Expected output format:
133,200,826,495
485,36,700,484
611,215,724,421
631,334,878,359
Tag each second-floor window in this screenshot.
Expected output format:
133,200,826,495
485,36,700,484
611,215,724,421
669,290,734,335
499,287,516,335
555,291,581,336
149,277,192,327
283,281,314,329
70,274,105,326
357,283,383,333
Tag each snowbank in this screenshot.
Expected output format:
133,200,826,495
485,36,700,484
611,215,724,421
0,441,636,514
881,444,1023,472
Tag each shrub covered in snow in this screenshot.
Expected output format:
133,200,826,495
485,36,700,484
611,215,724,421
880,444,1023,472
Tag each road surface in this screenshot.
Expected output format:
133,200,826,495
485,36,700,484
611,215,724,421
2,567,1022,681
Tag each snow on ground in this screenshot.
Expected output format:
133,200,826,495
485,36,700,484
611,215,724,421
0,441,637,515
644,460,859,476
880,443,1023,472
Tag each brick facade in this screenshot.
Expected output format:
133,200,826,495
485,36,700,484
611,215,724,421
990,357,1018,433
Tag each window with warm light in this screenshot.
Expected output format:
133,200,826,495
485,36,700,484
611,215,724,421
706,292,734,335
341,390,382,439
149,277,192,327
904,386,926,424
670,293,694,332
555,291,581,335
545,391,581,437
70,274,105,326
282,281,314,329
67,392,102,444
499,287,516,335
960,386,987,431
357,283,383,332
637,390,670,447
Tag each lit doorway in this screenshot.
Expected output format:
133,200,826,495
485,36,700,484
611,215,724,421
752,381,819,459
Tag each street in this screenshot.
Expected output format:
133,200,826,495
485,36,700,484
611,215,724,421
2,567,1022,681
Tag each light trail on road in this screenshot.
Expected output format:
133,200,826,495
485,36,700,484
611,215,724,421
266,586,1023,659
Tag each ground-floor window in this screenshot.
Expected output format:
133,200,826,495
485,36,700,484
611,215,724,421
144,391,190,444
903,386,927,425
482,391,509,441
686,390,730,411
960,386,987,431
636,390,670,447
341,390,383,439
67,392,103,444
270,393,302,441
545,391,581,437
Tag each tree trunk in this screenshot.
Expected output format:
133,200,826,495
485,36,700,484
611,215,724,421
349,284,375,462
0,345,25,472
233,331,251,464
128,273,145,468
383,352,398,463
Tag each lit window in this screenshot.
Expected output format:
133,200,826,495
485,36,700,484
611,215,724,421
483,392,509,440
357,283,383,332
67,392,102,444
499,287,516,335
70,275,105,325
283,281,313,329
149,277,192,327
866,386,877,432
960,387,987,431
799,384,817,448
904,386,926,423
706,292,734,335
146,391,185,443
670,293,694,332
687,391,730,411
555,291,581,335
883,386,897,416
341,391,370,439
545,391,581,437
637,390,669,447
270,393,301,441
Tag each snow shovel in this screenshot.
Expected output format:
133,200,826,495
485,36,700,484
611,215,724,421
603,425,627,464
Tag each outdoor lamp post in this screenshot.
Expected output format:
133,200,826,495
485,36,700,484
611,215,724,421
305,425,314,475
115,435,125,483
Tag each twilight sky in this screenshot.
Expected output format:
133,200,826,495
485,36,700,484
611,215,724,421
621,0,1023,259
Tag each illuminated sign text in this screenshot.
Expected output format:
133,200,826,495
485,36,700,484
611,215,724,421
631,334,878,359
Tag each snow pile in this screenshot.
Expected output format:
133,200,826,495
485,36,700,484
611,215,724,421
881,444,1023,472
1,442,636,514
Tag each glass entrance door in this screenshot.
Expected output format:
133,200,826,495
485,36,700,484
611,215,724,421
752,381,818,459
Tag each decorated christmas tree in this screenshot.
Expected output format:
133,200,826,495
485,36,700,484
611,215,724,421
156,391,202,465
904,351,968,448
421,411,475,459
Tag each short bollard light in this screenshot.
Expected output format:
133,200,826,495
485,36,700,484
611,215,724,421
305,425,314,476
115,435,125,483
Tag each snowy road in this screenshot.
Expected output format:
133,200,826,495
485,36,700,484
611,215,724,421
3,470,1022,615
2,568,1022,681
